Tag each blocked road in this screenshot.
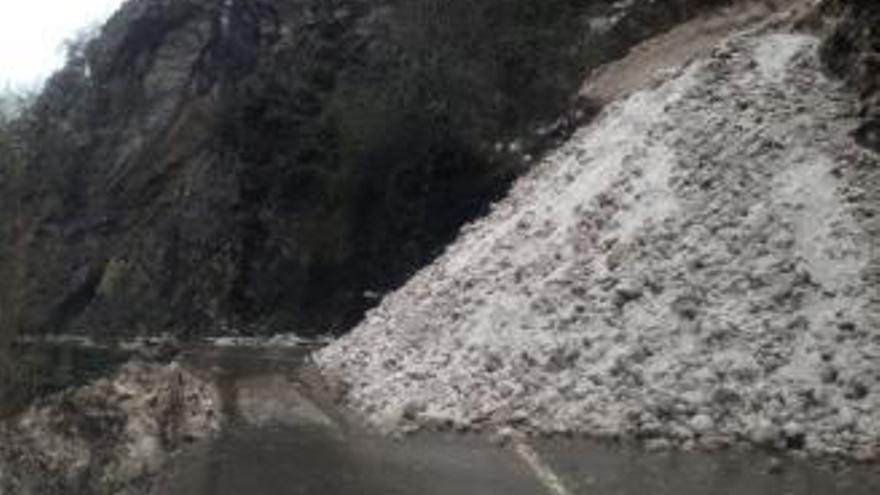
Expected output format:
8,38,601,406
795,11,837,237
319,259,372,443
154,346,880,495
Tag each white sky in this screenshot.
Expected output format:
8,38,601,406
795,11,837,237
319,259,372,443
0,0,125,90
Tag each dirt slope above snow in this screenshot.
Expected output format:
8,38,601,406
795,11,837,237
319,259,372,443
580,0,805,104
317,29,880,460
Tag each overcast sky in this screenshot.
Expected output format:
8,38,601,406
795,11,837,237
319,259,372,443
0,0,125,90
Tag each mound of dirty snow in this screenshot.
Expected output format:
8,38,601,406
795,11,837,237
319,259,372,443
0,360,220,494
317,31,880,460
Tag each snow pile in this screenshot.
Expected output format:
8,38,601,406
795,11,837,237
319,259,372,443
317,32,880,459
0,360,220,494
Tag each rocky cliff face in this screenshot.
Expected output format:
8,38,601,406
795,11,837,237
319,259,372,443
1,0,730,339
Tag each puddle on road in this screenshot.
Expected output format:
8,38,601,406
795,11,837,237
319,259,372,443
153,345,880,495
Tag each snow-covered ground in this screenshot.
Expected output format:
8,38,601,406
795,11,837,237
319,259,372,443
317,30,880,460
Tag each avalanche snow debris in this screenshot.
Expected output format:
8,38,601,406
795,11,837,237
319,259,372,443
318,31,880,460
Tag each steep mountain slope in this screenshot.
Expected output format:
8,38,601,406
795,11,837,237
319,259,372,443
0,0,734,339
318,10,880,459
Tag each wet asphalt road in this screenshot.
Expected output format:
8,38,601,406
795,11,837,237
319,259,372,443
152,346,880,495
